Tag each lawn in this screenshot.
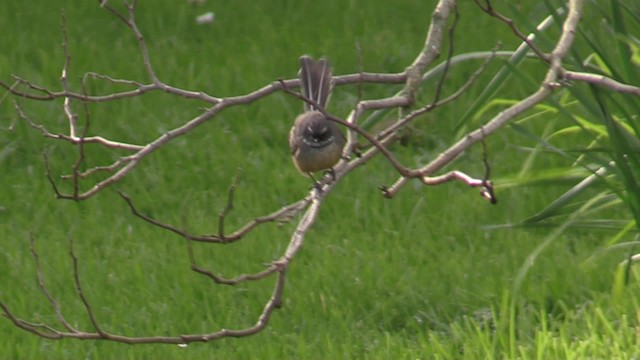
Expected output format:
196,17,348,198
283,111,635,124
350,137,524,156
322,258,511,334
1,0,639,359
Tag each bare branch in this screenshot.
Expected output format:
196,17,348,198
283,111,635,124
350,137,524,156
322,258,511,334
218,171,242,240
60,11,77,139
2,0,594,346
2,2,455,201
13,100,143,151
20,71,408,201
383,0,583,197
186,240,281,285
118,190,309,243
0,72,406,106
43,152,74,200
475,0,550,62
407,0,457,88
377,43,499,143
68,238,105,336
2,232,288,344
563,70,640,96
431,4,459,105
29,233,78,333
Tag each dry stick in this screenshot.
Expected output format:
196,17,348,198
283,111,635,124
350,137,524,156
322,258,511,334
2,229,288,344
56,134,142,152
3,216,289,344
60,12,90,198
431,3,459,105
479,136,497,204
71,132,82,199
218,171,242,240
190,187,330,288
183,171,294,285
344,96,413,160
378,8,496,203
83,71,144,87
334,47,499,198
2,270,288,343
0,79,18,110
118,190,309,243
563,71,640,96
68,238,106,336
346,39,366,153
60,11,77,139
359,2,460,151
406,0,457,94
0,72,403,104
119,160,321,285
112,0,482,268
13,101,50,134
70,83,94,198
29,74,407,200
377,43,499,142
29,234,78,334
378,11,555,196
13,98,142,152
2,0,411,200
186,240,282,285
296,52,497,199
341,0,458,153
0,76,221,103
112,1,158,85
384,0,584,198
475,0,550,62
37,2,453,201
43,152,71,200
0,302,63,339
2,75,56,100
60,157,136,180
341,0,458,177
2,0,511,344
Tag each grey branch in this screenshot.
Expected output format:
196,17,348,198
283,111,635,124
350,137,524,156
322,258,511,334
563,70,640,95
2,0,612,346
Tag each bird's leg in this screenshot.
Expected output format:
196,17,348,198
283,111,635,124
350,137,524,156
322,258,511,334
308,172,323,192
324,168,336,182
351,144,362,158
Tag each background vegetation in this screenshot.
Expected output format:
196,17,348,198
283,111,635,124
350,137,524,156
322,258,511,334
1,0,639,358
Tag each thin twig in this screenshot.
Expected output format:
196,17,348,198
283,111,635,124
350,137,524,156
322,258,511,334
1,0,583,345
29,233,78,333
118,190,309,243
432,3,459,105
68,238,105,336
563,70,640,95
383,0,583,198
2,234,289,343
475,0,550,62
186,240,281,285
218,170,242,240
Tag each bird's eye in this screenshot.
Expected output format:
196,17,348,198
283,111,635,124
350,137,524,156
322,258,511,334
315,127,331,141
306,126,315,136
317,126,329,137
303,123,333,145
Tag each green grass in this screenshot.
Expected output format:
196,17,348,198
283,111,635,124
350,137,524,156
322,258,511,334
1,1,640,359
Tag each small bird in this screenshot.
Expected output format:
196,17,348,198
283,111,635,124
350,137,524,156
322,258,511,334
289,56,346,184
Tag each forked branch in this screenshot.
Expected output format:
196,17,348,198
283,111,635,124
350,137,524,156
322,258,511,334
1,235,287,344
2,0,606,346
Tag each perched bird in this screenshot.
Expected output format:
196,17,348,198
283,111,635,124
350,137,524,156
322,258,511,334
289,55,346,183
